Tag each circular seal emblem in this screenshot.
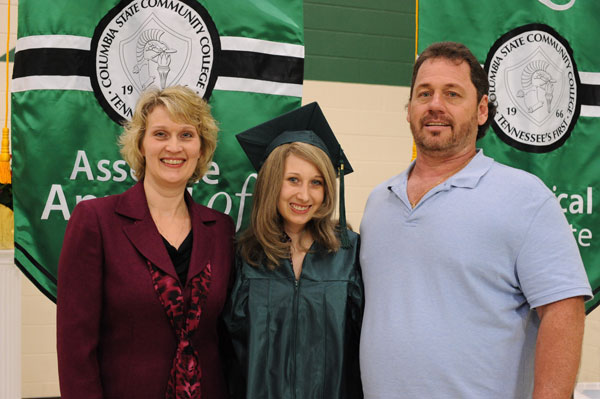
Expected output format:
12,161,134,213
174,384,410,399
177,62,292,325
484,24,580,153
90,0,221,123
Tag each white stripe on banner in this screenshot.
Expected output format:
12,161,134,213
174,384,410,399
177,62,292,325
581,105,600,118
220,36,304,58
580,71,600,85
16,35,305,57
13,35,301,96
16,35,91,51
12,76,92,92
214,76,303,97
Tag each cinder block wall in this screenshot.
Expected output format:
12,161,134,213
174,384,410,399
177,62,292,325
581,310,600,381
21,278,60,397
302,81,414,229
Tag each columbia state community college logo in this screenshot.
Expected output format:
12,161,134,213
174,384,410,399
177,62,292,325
91,0,221,123
485,24,581,153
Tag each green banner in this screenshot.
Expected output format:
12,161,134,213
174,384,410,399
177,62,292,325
12,0,303,301
418,0,599,312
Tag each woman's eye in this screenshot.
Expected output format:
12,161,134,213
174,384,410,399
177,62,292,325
153,131,167,138
181,131,194,138
287,177,298,183
312,179,323,186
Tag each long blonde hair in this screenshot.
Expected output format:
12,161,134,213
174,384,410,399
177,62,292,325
238,142,340,269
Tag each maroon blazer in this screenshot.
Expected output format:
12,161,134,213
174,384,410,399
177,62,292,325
57,182,235,399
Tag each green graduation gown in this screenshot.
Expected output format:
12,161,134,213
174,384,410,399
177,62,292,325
223,230,364,399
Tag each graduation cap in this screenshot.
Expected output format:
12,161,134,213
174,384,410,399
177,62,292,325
236,102,353,247
236,102,352,174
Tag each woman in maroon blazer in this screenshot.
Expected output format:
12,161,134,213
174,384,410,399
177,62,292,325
57,86,234,399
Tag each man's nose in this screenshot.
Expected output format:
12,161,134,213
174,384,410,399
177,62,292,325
428,92,445,110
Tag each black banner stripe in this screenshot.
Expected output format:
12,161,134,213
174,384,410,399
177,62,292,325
14,259,57,303
217,50,303,84
13,47,597,105
12,48,91,79
580,83,600,107
15,241,58,285
12,47,303,85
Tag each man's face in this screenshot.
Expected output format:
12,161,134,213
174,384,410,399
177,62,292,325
407,57,488,156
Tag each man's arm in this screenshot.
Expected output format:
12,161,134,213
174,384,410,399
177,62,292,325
533,296,586,399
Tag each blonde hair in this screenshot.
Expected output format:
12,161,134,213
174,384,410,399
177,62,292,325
238,142,340,269
119,85,218,184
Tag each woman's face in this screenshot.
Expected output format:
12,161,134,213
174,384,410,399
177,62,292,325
277,153,325,233
141,105,201,189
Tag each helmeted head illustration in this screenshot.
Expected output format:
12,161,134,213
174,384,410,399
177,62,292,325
516,60,557,114
133,29,177,90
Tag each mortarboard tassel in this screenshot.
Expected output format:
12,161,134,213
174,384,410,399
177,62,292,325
338,153,351,248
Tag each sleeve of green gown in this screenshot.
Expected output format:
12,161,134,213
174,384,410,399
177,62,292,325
347,234,365,399
221,255,249,399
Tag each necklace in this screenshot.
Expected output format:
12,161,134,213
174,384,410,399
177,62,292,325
157,217,189,248
408,156,473,208
150,201,190,248
285,229,313,280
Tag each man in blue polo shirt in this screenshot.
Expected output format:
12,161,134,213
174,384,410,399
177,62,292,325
359,42,592,399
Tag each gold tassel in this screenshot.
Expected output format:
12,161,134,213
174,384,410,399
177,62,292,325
0,127,10,184
2,0,12,184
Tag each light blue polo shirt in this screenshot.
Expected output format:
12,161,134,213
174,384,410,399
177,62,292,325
359,150,592,399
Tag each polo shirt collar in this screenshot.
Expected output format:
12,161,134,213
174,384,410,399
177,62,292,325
449,149,494,188
388,149,494,204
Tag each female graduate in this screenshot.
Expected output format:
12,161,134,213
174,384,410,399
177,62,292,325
223,102,364,399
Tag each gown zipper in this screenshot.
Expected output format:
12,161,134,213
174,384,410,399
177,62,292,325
289,239,310,399
291,263,300,399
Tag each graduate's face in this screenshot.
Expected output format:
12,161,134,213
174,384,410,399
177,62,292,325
141,105,201,189
407,58,488,156
278,154,325,233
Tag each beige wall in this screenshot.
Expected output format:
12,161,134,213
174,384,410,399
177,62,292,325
581,309,600,381
21,278,60,397
302,81,414,229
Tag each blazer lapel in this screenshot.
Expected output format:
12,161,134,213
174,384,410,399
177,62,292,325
187,200,216,280
117,182,177,278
